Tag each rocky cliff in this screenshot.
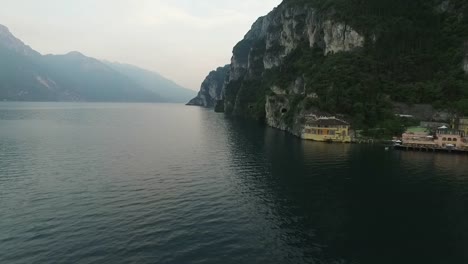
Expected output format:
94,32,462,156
226,5,364,83
194,0,468,137
187,65,230,108
223,3,368,136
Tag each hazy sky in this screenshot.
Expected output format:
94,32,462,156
0,0,282,90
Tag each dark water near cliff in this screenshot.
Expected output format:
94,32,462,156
0,102,467,264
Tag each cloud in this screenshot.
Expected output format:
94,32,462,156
128,0,254,30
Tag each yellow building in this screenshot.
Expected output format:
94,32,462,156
302,117,352,143
459,117,468,135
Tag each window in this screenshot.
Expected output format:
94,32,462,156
443,137,447,141
329,131,335,135
454,138,458,142
305,129,311,134
448,138,452,142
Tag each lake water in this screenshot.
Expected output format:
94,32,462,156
0,102,467,264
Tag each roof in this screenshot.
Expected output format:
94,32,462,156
308,117,349,127
405,127,428,133
436,128,463,134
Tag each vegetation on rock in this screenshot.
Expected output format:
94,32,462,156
222,0,468,137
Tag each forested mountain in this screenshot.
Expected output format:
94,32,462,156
193,0,468,137
0,24,193,102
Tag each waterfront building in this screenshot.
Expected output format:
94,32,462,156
459,117,468,135
435,127,466,148
302,117,351,143
399,124,468,151
402,127,437,147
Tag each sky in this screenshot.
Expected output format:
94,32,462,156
0,0,282,90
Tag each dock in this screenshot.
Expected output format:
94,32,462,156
394,145,468,155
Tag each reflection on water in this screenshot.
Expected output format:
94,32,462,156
224,119,468,264
0,103,467,264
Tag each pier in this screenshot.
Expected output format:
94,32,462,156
394,144,468,155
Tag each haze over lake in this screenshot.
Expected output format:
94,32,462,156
1,102,467,264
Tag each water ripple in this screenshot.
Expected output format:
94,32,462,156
1,103,467,264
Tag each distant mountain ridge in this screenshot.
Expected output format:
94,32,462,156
0,24,195,102
104,61,195,103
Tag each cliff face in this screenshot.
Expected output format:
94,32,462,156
187,65,230,108
192,0,468,137
226,0,468,134
229,7,363,80
224,3,365,134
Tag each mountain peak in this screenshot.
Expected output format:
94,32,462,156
66,51,86,57
0,24,11,34
0,23,40,57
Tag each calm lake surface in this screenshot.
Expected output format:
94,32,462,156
0,102,467,264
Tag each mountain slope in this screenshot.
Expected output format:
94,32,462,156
195,0,468,137
41,52,162,102
104,61,196,103
0,24,65,101
0,24,188,102
0,24,40,57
